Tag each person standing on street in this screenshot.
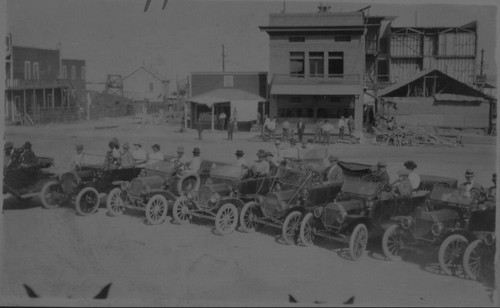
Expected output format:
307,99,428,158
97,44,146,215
227,118,235,140
347,115,355,136
218,111,227,130
297,118,306,142
321,120,334,144
314,119,323,144
282,118,291,140
338,116,346,140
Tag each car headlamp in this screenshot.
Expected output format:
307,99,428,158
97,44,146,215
313,207,323,218
186,191,196,200
485,233,495,246
431,222,444,236
336,210,347,224
120,181,130,191
209,193,220,203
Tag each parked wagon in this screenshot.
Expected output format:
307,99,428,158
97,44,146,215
171,163,289,235
3,156,56,201
381,185,495,276
105,160,207,224
40,164,143,216
298,180,431,260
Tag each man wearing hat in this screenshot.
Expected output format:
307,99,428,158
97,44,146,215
390,169,413,197
283,138,300,162
132,143,147,168
365,161,390,187
188,147,202,173
170,146,190,165
147,144,165,165
404,160,421,191
20,141,36,167
325,155,344,184
70,144,89,170
120,143,135,168
251,149,270,177
234,150,248,168
459,169,483,198
4,141,15,168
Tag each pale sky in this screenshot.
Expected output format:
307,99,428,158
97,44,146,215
6,0,498,90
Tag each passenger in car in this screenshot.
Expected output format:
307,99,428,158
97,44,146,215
251,149,270,177
324,155,344,184
404,160,420,190
391,169,413,197
459,169,483,198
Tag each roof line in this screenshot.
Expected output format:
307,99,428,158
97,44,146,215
122,66,167,82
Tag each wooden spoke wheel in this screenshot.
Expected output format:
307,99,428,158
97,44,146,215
438,234,468,276
215,203,238,235
75,187,100,216
145,194,169,225
40,181,64,209
349,224,368,260
382,224,406,261
173,196,192,224
299,212,315,247
282,211,302,245
106,187,125,216
239,201,259,233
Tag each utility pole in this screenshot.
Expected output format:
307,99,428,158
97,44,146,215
222,44,226,72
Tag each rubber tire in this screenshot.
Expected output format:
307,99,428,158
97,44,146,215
173,196,191,224
40,180,63,209
106,187,125,216
299,212,315,247
239,201,258,233
75,187,100,216
282,211,302,245
349,224,368,260
382,224,405,261
438,234,468,276
215,203,238,235
462,239,482,280
145,194,169,225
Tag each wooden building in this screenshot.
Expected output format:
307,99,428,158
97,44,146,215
122,66,169,102
260,8,365,134
4,37,86,124
378,69,493,129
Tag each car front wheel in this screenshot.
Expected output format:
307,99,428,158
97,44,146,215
349,224,368,260
215,203,238,235
282,211,302,245
438,234,468,276
75,187,100,216
40,181,64,209
382,224,406,261
299,212,315,247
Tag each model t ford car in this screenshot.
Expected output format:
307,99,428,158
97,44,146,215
3,156,56,202
381,184,495,276
298,180,431,260
172,162,287,235
105,160,206,224
40,163,143,216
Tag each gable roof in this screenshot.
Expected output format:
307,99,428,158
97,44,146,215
122,66,166,82
378,69,491,100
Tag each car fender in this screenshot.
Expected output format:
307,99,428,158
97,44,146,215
442,229,477,242
219,197,245,210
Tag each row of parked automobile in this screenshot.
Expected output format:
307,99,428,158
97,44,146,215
3,150,496,283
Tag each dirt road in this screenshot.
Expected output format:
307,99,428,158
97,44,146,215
1,117,497,306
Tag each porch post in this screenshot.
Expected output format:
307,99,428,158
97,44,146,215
23,89,26,114
211,105,214,131
51,88,55,108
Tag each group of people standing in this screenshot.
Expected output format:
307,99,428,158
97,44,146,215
262,115,355,145
70,138,202,173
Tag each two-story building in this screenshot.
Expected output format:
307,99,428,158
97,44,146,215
4,35,86,124
260,9,365,134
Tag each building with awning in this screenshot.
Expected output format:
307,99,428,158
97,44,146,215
378,69,494,129
260,9,365,133
188,72,268,131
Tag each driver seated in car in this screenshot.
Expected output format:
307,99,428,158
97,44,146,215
487,173,496,201
459,169,483,199
170,146,190,165
251,149,270,178
390,169,413,197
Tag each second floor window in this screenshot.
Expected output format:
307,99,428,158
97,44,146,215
289,52,305,77
309,52,324,77
81,66,86,80
24,61,31,80
62,65,67,79
328,52,344,76
71,65,76,80
32,62,39,80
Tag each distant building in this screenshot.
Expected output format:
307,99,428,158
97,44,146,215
122,66,169,102
260,9,366,133
4,34,86,123
188,72,267,131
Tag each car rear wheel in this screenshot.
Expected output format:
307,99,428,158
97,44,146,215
299,212,315,247
282,211,302,245
349,224,368,260
173,196,192,224
239,201,259,233
75,187,100,216
40,181,64,209
215,203,238,235
382,224,405,261
145,194,169,225
106,187,125,216
462,239,482,280
438,234,468,276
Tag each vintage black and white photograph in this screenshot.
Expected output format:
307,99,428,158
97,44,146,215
1,0,498,306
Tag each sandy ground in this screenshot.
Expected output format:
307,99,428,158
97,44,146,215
0,117,497,306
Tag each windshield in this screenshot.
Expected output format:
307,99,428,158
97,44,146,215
429,185,474,206
341,180,379,198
